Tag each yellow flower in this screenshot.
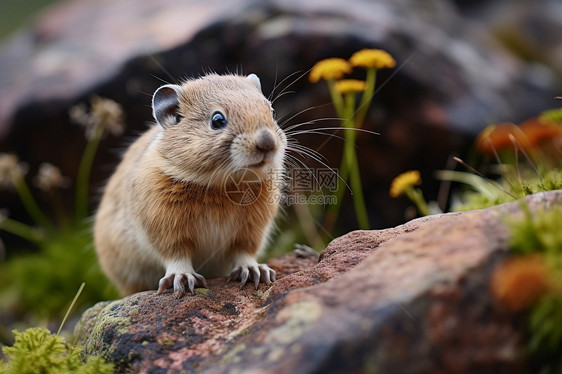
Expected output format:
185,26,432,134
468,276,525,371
334,79,367,94
309,58,352,83
389,170,421,197
350,49,396,69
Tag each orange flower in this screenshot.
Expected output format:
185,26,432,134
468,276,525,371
475,123,528,155
491,255,552,312
476,118,562,156
519,117,562,149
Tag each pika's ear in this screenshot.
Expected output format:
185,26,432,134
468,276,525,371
247,73,262,92
152,84,182,128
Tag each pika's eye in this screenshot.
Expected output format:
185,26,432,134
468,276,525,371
210,111,228,130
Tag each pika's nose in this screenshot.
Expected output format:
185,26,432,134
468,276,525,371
256,129,276,153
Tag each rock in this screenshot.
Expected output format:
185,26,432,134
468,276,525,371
0,0,560,231
453,0,562,75
75,190,562,373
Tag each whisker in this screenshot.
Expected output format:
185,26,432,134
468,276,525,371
150,73,173,86
270,68,313,105
289,127,380,137
284,154,325,199
278,105,326,128
288,148,328,167
287,146,351,193
148,55,180,85
286,130,344,142
288,143,329,162
205,157,231,191
271,91,296,105
282,116,341,132
270,59,280,102
268,70,304,101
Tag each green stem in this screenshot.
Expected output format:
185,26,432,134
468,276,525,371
348,149,370,228
323,157,350,232
343,93,370,229
76,126,103,221
51,189,70,231
323,92,371,230
355,67,377,127
13,175,54,230
322,83,349,232
0,217,46,243
405,187,430,216
327,79,346,118
343,94,357,171
58,282,85,336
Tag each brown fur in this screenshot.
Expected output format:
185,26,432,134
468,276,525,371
94,74,285,295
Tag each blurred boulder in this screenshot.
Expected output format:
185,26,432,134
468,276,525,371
0,0,560,229
75,190,562,373
453,0,562,73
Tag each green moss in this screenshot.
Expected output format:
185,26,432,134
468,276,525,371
455,191,513,211
83,300,131,356
527,295,562,374
256,286,272,301
452,169,562,211
220,343,247,365
268,300,322,345
194,288,210,296
238,328,250,336
506,205,562,373
0,229,119,320
159,339,173,348
0,327,113,374
508,204,562,268
540,108,562,125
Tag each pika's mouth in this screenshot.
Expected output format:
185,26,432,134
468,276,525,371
251,160,266,168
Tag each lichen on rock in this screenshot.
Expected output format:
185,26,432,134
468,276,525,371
75,190,562,373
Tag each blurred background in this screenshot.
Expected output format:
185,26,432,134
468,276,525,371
0,0,561,338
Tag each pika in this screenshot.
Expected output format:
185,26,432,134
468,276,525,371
94,73,286,297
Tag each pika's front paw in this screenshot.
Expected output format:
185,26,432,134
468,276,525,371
228,263,276,290
157,271,207,298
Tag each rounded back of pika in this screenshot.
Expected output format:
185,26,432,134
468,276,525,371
94,73,286,296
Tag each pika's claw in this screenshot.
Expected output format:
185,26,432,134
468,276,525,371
239,267,250,289
260,266,275,286
157,276,174,295
250,266,260,289
156,271,207,297
227,268,240,282
228,263,276,290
